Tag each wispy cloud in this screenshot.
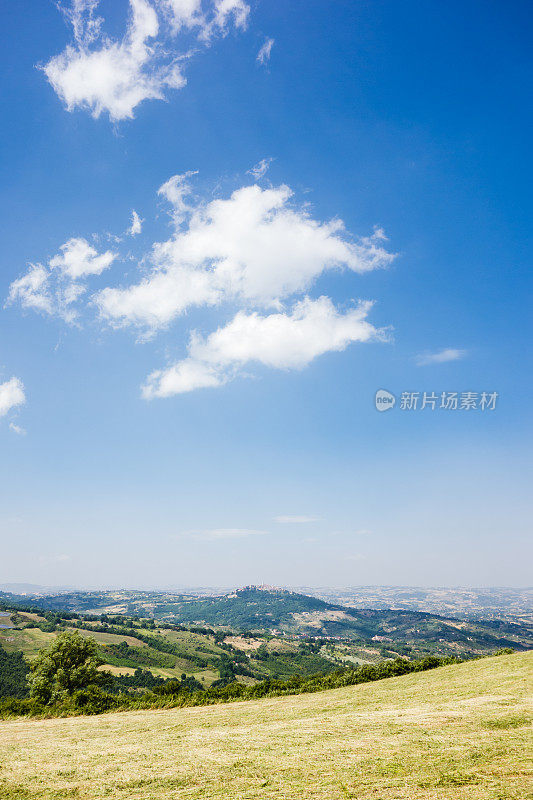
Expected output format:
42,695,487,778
274,515,320,524
415,348,466,366
7,238,116,323
38,553,71,566
246,157,274,180
9,422,26,435
184,528,268,540
256,37,274,65
126,210,143,236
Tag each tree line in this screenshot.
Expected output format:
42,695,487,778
0,629,515,719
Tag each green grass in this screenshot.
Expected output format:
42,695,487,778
65,627,148,647
0,628,56,659
0,623,226,686
155,630,225,654
147,666,220,683
0,651,530,799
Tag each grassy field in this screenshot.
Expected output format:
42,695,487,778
0,625,148,659
0,652,531,800
0,620,233,686
65,627,148,648
0,628,56,659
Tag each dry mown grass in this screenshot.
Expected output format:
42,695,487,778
0,652,531,800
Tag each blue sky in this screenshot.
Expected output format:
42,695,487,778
0,0,531,589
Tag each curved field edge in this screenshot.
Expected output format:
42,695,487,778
0,651,531,800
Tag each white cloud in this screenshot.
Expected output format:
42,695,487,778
247,157,274,180
44,0,173,123
157,0,204,32
63,1,104,46
185,528,267,539
96,265,219,330
202,0,249,40
8,169,394,398
274,515,319,524
158,170,197,222
415,348,466,366
0,378,26,417
49,237,116,278
9,422,26,435
142,295,385,397
43,0,250,122
7,265,53,316
7,238,115,322
256,37,274,65
95,174,394,330
127,210,143,236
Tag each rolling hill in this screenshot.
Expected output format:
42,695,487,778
0,607,339,694
0,651,530,799
5,586,530,659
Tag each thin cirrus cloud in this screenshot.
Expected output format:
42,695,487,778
42,0,250,122
256,37,274,65
415,348,467,366
184,528,268,540
274,515,320,524
0,378,26,417
7,168,395,398
7,237,116,323
38,554,72,566
127,210,143,236
246,157,274,180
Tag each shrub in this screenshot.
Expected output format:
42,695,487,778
68,686,116,714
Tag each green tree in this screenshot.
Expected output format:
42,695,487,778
29,630,110,705
0,645,29,698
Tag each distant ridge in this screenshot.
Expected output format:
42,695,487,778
0,583,76,595
4,585,530,658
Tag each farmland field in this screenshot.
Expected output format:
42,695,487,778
0,628,56,659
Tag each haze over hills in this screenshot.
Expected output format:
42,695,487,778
302,586,533,622
0,584,77,596
3,584,530,619
2,586,531,661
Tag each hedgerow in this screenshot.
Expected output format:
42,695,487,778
0,653,465,719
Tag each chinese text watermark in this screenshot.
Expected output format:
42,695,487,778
375,390,498,412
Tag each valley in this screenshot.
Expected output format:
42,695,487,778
1,586,531,698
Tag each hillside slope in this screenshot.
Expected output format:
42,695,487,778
0,610,339,692
5,587,531,657
0,652,531,799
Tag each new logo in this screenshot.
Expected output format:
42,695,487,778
375,389,396,412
